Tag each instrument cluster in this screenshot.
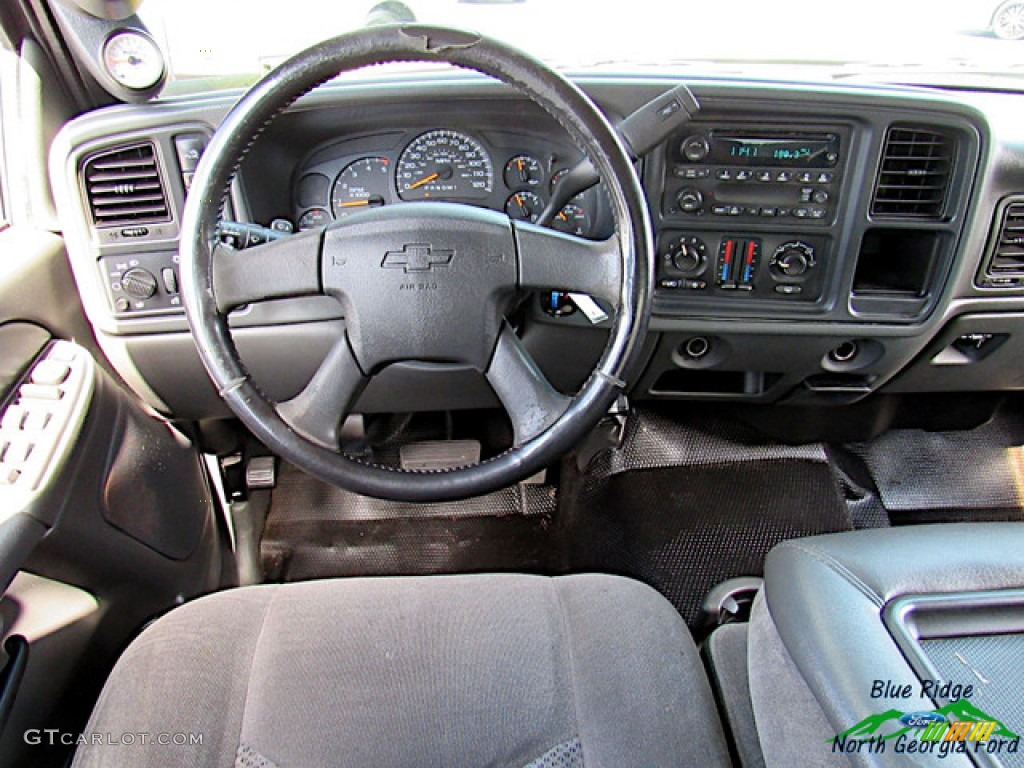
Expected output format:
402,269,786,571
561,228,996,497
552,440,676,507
293,128,610,239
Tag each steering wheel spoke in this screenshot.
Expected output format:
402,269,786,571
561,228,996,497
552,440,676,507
212,228,324,313
486,324,571,447
514,222,622,306
276,334,368,450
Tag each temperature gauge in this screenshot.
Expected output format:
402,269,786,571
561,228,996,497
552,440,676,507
505,191,543,222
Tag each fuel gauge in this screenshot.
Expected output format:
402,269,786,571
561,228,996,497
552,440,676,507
552,202,592,237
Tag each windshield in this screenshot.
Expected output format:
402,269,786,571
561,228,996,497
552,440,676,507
139,0,1024,95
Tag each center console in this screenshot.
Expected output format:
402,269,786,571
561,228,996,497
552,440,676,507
654,122,850,308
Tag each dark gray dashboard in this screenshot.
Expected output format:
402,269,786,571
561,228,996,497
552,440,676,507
47,74,1024,419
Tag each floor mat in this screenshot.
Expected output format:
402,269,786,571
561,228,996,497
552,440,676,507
260,407,854,624
262,463,560,581
568,458,852,625
848,409,1024,524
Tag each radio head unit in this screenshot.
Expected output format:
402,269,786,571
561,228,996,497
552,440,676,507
664,125,847,225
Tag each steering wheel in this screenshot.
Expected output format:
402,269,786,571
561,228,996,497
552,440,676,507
179,25,653,502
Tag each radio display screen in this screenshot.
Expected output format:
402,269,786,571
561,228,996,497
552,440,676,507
709,134,840,167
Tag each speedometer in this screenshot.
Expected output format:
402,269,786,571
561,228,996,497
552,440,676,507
396,130,493,201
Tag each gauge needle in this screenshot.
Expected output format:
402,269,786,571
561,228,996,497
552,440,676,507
338,196,384,208
408,172,440,190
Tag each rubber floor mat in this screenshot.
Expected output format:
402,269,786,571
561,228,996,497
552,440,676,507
849,410,1024,524
261,464,560,581
568,459,852,624
263,514,558,582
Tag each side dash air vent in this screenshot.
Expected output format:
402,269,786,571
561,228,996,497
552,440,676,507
871,126,955,220
979,201,1024,288
82,143,170,228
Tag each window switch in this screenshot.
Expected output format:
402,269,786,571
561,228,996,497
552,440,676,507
22,410,51,432
19,384,63,401
2,440,33,464
1,406,26,431
30,360,71,386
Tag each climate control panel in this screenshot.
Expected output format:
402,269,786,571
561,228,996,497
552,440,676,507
657,231,827,302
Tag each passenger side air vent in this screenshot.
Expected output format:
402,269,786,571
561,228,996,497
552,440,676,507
871,126,955,220
82,143,170,227
978,200,1024,289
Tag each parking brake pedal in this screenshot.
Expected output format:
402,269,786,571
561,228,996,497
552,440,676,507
399,440,481,471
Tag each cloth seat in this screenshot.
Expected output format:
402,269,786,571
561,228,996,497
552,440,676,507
72,573,730,768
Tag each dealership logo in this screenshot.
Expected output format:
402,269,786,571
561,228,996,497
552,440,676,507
832,697,1020,759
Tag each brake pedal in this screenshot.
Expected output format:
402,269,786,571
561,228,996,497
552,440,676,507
399,440,481,471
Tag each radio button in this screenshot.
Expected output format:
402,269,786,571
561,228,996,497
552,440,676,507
674,166,709,179
735,170,752,181
812,189,830,204
798,172,814,183
711,205,729,216
775,284,803,295
793,208,810,218
817,172,834,183
676,187,704,213
776,171,792,183
810,207,828,219
760,207,778,217
715,169,732,181
757,171,773,182
681,135,711,162
776,207,792,218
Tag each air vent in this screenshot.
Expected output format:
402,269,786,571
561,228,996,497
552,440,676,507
978,201,1024,288
871,126,955,220
82,143,170,228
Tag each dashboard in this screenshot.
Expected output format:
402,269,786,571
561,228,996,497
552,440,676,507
291,127,611,238
47,74,1024,420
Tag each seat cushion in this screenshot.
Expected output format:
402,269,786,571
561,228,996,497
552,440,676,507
72,573,730,768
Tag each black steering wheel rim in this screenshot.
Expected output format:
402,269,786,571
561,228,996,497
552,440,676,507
179,25,654,502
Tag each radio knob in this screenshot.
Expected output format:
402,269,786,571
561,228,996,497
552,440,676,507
680,135,710,162
676,187,704,213
771,243,816,278
672,241,706,275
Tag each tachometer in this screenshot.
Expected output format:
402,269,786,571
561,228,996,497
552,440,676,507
396,130,493,201
331,157,390,218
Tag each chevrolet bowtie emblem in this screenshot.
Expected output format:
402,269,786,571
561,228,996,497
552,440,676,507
382,244,454,273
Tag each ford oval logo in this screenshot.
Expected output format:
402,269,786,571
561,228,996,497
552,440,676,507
900,712,947,729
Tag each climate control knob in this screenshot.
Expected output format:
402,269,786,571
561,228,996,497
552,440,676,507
771,242,816,278
676,187,704,214
121,267,158,299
